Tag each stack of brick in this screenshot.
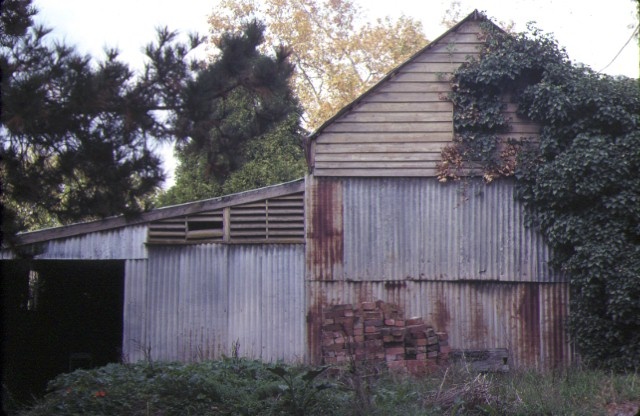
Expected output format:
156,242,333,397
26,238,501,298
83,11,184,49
320,300,449,374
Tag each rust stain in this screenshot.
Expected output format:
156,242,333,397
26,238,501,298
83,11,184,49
306,300,324,364
306,177,343,281
518,283,541,367
547,283,568,369
469,284,488,346
434,298,451,333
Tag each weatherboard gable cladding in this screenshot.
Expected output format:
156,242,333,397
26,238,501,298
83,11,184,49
310,17,485,177
310,12,539,177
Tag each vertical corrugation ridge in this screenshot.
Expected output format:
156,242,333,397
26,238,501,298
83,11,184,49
307,280,571,368
25,226,148,260
136,244,303,363
341,178,560,282
123,259,148,362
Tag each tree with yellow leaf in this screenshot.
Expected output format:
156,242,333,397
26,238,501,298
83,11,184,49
208,0,428,129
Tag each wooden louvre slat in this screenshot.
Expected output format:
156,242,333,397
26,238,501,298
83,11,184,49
147,192,304,244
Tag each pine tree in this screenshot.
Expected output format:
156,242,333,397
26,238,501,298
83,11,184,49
1,0,300,240
158,21,304,206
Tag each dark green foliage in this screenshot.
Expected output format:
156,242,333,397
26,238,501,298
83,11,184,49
267,364,332,416
1,0,300,237
158,113,306,207
15,360,640,416
16,359,343,416
1,0,203,238
448,21,640,369
158,21,304,207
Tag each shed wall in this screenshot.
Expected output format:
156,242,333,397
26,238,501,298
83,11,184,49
123,244,306,363
1,226,148,260
305,176,571,368
307,280,570,369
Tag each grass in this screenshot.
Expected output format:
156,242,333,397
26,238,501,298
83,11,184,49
7,358,640,415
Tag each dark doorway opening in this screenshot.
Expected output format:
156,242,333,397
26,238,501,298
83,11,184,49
2,260,124,405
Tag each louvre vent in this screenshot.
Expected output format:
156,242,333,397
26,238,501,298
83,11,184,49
147,192,304,244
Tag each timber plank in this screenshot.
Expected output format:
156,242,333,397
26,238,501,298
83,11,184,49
315,161,439,169
376,81,451,93
324,121,452,133
337,111,451,123
315,152,442,162
363,92,448,103
350,101,453,112
316,143,448,153
316,133,453,144
313,168,440,177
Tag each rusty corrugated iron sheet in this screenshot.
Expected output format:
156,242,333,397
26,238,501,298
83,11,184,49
340,177,561,282
305,176,570,368
305,176,344,281
307,280,571,369
1,226,148,260
123,243,306,363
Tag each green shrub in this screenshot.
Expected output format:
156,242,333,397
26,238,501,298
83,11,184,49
14,360,640,415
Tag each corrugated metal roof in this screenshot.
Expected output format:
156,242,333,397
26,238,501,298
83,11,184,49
8,179,304,247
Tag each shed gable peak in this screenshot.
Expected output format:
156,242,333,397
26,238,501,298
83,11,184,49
309,11,499,177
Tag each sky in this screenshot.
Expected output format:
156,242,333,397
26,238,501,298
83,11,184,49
33,0,640,186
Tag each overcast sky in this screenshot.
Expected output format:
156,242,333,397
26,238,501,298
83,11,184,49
32,0,640,186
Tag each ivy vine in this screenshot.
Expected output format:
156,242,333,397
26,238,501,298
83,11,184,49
444,22,640,370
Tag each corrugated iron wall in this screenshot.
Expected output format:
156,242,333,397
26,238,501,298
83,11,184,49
341,178,559,282
123,244,306,363
1,226,148,260
306,176,571,368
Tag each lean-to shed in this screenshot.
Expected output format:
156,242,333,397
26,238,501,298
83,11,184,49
1,10,571,397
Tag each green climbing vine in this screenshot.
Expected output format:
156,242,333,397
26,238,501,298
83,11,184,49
444,22,640,370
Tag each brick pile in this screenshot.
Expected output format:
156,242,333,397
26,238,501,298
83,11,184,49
321,300,449,374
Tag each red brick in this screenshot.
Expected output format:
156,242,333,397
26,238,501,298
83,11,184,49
406,317,423,325
336,317,354,326
435,332,448,341
385,346,405,356
395,320,406,327
384,319,395,326
365,339,383,348
365,326,378,334
439,345,451,354
361,301,376,310
391,328,405,336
